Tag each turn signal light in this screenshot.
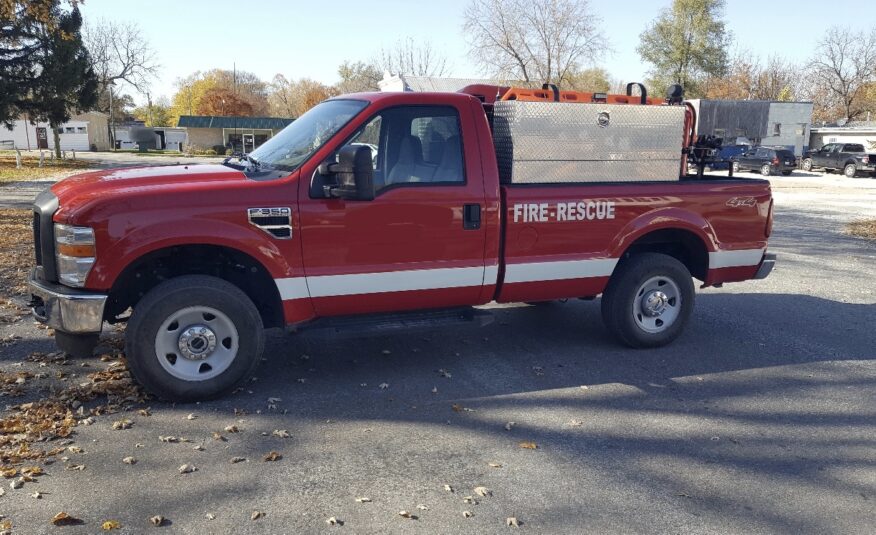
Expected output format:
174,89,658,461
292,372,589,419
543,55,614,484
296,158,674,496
56,242,96,257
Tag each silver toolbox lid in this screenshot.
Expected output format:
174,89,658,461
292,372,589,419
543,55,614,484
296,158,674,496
493,100,686,183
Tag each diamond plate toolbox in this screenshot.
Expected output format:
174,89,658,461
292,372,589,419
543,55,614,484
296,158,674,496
492,101,686,183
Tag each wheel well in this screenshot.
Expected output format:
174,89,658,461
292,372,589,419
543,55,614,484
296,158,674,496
105,245,284,328
620,228,709,282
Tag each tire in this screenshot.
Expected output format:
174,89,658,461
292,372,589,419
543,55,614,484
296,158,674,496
125,275,264,402
601,253,695,348
801,158,813,171
844,163,857,178
760,164,772,176
731,161,740,173
55,331,99,359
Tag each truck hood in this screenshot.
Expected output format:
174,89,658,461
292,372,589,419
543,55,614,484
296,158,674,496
51,164,248,207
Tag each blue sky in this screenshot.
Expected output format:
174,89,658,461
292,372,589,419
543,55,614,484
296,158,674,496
78,0,870,104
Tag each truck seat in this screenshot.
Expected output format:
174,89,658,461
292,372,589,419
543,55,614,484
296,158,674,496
388,136,435,184
434,136,463,182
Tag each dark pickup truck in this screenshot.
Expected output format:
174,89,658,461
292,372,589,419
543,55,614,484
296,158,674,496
801,143,876,177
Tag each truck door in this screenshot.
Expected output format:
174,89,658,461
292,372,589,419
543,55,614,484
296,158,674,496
297,104,488,316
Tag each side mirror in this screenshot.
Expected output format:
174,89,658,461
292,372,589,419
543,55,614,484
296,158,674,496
323,144,374,201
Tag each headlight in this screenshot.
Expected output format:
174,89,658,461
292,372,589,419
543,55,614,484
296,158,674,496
54,224,96,287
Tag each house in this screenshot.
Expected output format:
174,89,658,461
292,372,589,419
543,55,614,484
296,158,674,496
176,115,294,153
114,125,188,151
1,111,110,151
809,122,876,151
687,100,814,155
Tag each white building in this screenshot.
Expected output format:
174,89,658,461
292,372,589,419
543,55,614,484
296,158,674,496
0,112,110,151
379,73,502,93
809,123,876,151
114,125,187,151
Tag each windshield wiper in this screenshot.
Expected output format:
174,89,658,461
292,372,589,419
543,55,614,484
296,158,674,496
223,153,272,172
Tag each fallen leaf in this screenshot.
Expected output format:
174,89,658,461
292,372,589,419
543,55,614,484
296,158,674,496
416,504,428,510
474,486,492,497
504,422,515,431
251,511,263,521
431,386,438,393
378,382,389,390
0,468,15,478
138,408,152,417
326,517,342,526
21,466,43,476
355,497,371,503
519,441,538,449
66,464,85,471
443,484,453,493
51,512,82,526
381,349,391,355
205,513,215,520
111,418,132,430
263,451,282,462
463,496,478,505
186,413,197,420
67,445,83,454
211,432,226,442
150,515,165,526
438,369,452,378
397,511,417,520
178,464,196,474
488,462,503,468
271,429,290,438
507,517,520,527
159,436,179,443
224,425,239,433
10,478,23,489
101,519,121,530
122,456,136,465
230,457,246,464
31,490,42,499
568,419,584,427
451,403,463,412
192,445,204,451
0,519,10,531
463,510,473,518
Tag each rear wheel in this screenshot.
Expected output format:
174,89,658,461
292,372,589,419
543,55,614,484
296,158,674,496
601,253,695,348
760,164,772,176
125,275,264,402
801,158,813,171
844,163,857,178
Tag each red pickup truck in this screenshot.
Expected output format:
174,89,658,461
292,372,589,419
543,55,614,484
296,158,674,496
29,86,775,400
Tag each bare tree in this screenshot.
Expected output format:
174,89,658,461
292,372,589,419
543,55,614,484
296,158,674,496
374,37,449,77
807,26,876,122
463,0,608,85
268,75,338,118
84,18,159,93
704,51,800,101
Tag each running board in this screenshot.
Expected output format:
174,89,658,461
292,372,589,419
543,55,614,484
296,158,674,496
291,307,494,339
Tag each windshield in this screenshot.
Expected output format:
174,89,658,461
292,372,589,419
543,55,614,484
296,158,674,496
249,99,368,172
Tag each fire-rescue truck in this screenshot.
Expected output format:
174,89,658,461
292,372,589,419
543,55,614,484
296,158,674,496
29,83,775,400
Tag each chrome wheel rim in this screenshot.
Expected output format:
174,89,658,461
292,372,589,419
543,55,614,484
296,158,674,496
632,276,682,334
761,164,771,176
155,306,239,381
732,162,739,172
845,165,855,177
802,159,811,171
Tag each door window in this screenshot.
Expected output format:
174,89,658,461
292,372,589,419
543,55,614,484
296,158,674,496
336,106,465,192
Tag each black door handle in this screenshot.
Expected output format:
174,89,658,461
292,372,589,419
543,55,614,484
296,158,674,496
463,204,481,230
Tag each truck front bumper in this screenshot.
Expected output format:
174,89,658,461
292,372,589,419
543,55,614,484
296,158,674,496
754,253,776,280
28,268,107,334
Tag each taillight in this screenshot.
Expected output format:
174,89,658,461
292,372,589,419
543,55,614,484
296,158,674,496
772,157,779,165
863,156,870,164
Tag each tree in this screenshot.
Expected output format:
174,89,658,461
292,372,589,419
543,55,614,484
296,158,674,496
83,19,158,94
196,87,253,117
170,69,268,124
132,96,172,127
463,0,607,85
637,0,731,98
565,67,612,92
704,52,799,101
1,2,97,156
374,37,449,77
268,75,337,118
336,61,383,93
806,26,876,122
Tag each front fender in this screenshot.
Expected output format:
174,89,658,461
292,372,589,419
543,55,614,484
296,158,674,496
87,216,296,291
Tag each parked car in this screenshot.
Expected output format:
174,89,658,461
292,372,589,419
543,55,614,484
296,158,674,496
801,143,876,177
709,144,750,170
731,147,797,176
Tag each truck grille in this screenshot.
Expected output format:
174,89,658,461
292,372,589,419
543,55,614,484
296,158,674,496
33,211,42,265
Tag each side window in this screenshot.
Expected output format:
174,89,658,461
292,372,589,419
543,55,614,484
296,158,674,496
383,107,464,189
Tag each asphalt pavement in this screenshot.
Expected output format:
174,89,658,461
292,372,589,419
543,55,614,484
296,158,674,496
0,170,873,534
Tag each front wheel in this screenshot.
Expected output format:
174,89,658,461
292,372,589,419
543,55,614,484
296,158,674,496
125,275,265,402
801,158,813,171
601,253,695,348
844,163,857,178
760,164,772,176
